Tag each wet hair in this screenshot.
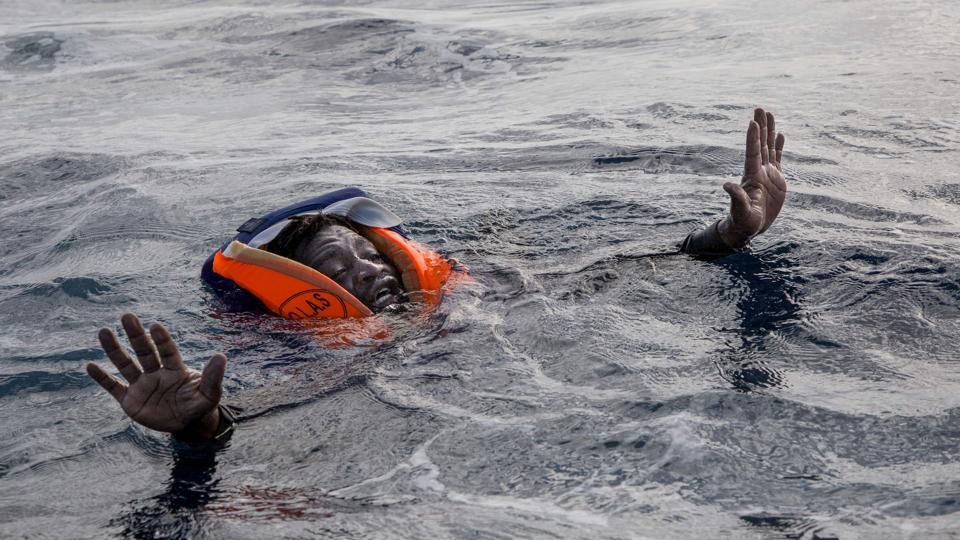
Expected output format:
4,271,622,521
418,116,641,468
263,214,355,262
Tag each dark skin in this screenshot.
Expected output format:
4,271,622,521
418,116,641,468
86,313,226,444
718,107,787,248
295,224,404,312
86,108,786,443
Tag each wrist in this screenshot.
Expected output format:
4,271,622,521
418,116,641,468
717,217,750,250
174,407,220,445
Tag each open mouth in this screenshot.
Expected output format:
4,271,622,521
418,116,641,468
370,286,401,311
366,270,405,311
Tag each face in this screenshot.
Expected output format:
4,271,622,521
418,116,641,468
295,225,404,311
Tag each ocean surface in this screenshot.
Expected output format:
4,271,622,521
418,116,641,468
2,0,960,538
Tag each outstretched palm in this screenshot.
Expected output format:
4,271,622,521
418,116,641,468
87,313,226,437
719,107,787,248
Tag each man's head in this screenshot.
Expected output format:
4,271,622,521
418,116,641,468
265,215,405,311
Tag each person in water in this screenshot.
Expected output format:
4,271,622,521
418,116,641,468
86,107,788,446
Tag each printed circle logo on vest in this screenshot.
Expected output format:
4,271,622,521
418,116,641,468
279,289,347,319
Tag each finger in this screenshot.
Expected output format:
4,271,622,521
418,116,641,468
98,327,141,383
199,353,227,404
122,313,161,373
775,132,785,166
86,362,127,403
724,182,752,221
755,107,769,165
150,323,186,372
766,112,776,160
744,120,762,178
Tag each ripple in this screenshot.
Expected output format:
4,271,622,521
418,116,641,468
790,192,944,225
715,357,786,392
907,183,960,205
739,514,836,539
0,370,90,397
0,153,122,203
593,144,739,176
2,32,62,71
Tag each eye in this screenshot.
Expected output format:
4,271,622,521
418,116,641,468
365,252,383,263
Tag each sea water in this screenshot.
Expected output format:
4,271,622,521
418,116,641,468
1,0,959,538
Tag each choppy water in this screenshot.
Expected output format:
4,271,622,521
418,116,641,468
2,0,960,538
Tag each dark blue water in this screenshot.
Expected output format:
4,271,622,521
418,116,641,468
2,1,960,538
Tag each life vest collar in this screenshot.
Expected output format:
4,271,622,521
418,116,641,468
211,224,452,320
213,240,373,319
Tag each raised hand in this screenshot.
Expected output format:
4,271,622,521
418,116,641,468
718,107,787,249
86,313,226,442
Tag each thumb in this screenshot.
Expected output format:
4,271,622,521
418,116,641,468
199,353,227,405
723,182,752,222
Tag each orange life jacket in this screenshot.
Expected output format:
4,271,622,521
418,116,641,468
210,223,452,320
